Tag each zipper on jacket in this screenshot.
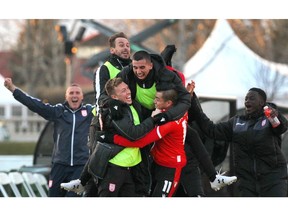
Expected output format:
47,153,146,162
70,112,76,166
56,134,60,154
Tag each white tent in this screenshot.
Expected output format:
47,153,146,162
183,19,288,109
0,75,20,104
0,74,22,119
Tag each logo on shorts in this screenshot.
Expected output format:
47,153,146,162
109,183,116,192
48,180,53,188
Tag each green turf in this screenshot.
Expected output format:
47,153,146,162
0,141,36,155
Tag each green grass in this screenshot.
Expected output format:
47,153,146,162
0,141,36,155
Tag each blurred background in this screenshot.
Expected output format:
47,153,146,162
1,19,288,183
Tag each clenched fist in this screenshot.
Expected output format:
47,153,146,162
4,78,16,92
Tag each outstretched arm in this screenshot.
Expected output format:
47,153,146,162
4,78,60,120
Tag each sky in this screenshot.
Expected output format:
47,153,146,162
1,1,287,49
0,20,24,50
1,1,287,50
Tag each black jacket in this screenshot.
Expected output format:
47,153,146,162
117,53,191,120
97,100,155,195
190,94,288,175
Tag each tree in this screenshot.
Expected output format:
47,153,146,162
0,20,23,51
8,19,288,101
88,19,288,100
229,20,288,100
8,19,66,96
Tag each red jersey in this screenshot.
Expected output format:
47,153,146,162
114,112,188,168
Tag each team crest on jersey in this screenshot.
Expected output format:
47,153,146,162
262,119,267,127
109,183,116,192
81,110,87,117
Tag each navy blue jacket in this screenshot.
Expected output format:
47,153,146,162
13,88,94,166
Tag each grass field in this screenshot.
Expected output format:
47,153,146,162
0,141,36,155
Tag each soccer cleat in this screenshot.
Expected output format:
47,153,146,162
210,169,237,191
60,179,85,195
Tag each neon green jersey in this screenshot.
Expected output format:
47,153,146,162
109,105,141,167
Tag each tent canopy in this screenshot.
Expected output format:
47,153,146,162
183,19,288,108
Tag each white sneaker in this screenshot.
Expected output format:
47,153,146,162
60,179,85,195
210,170,237,191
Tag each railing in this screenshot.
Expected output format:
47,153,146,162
0,117,47,142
